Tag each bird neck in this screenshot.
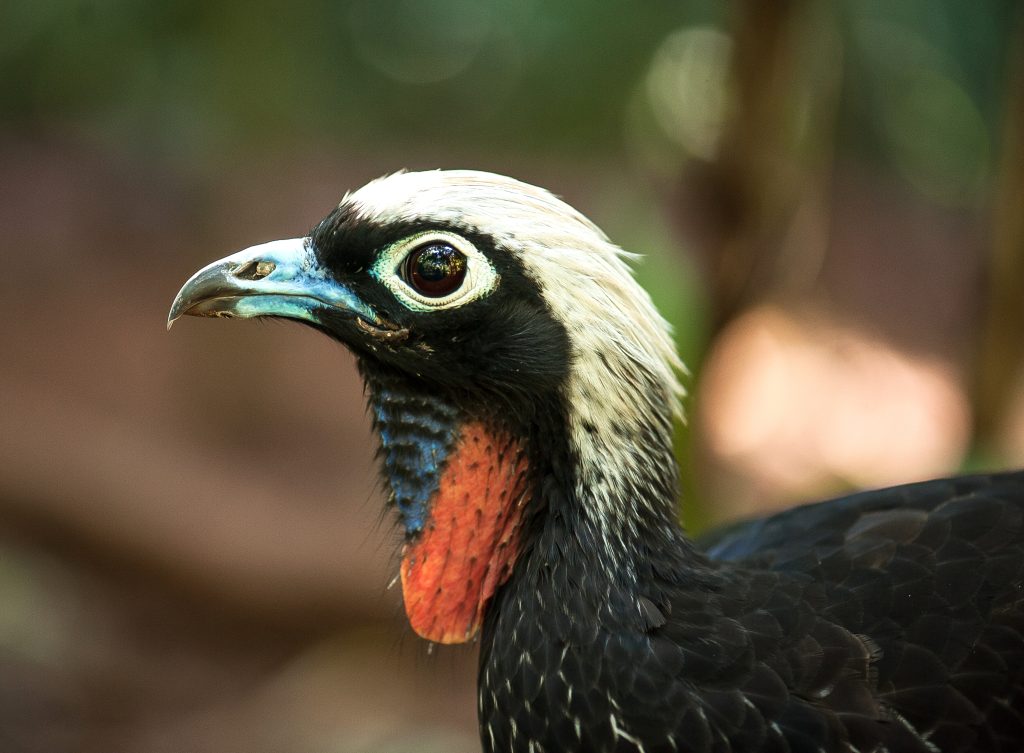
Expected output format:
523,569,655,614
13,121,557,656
484,388,714,651
551,439,696,582
359,356,698,640
552,351,688,569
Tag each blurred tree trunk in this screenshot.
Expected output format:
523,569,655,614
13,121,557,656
975,7,1024,448
698,0,839,334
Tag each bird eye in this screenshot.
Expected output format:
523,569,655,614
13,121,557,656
374,231,497,311
403,243,468,298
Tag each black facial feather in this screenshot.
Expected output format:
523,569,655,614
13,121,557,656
308,202,572,406
311,203,423,276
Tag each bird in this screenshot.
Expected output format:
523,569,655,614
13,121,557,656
169,170,1024,753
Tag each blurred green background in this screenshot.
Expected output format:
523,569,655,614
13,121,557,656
1,1,1022,751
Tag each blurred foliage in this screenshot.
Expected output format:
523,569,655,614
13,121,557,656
2,0,1015,197
0,0,719,162
839,0,1017,204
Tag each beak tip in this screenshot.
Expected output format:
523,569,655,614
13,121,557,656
167,296,188,331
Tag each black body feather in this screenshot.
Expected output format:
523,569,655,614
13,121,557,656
479,472,1024,753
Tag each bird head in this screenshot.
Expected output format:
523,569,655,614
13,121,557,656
170,170,684,643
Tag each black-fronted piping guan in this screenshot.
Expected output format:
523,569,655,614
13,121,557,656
169,170,1024,753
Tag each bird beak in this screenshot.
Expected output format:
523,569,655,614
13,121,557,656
167,237,377,330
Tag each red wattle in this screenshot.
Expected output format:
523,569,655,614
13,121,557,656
400,422,531,644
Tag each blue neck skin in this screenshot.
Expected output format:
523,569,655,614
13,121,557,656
367,375,461,535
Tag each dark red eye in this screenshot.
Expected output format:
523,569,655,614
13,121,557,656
403,242,467,297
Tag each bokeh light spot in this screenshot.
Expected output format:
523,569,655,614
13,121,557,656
644,26,734,161
348,0,495,85
880,68,991,204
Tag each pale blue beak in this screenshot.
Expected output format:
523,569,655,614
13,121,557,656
168,237,377,330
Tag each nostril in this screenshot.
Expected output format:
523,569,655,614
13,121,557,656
235,260,276,280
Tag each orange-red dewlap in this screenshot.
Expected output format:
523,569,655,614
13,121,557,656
400,422,531,644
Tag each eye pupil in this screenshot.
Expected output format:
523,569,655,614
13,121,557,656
406,243,467,297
